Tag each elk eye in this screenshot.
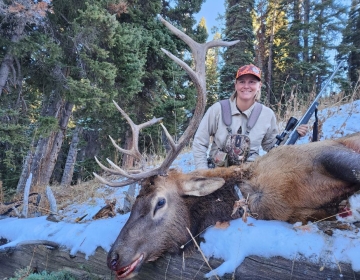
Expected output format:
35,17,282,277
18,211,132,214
155,198,166,213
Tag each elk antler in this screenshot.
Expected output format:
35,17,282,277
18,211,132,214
93,15,239,187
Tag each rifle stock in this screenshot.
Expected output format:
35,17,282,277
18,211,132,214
283,60,345,145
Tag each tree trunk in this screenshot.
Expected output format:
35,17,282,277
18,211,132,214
16,93,62,192
40,101,74,186
75,148,85,185
0,21,25,96
61,126,82,186
16,144,34,193
266,4,278,104
0,53,13,96
29,136,53,187
303,0,310,64
289,0,301,83
122,129,134,168
16,136,52,192
73,129,100,184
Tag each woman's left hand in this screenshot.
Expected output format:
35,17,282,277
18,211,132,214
296,124,308,137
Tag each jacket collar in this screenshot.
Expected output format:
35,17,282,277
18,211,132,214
229,96,257,118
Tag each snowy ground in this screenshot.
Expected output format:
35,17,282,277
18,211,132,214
1,100,360,278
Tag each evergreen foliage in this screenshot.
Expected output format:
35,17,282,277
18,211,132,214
219,0,256,99
338,0,360,94
255,0,347,113
0,0,208,193
10,266,76,280
206,31,222,109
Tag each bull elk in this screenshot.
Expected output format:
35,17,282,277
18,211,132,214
93,16,360,279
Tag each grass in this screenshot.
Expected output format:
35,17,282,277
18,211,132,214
271,86,360,135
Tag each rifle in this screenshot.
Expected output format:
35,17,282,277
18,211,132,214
276,60,345,146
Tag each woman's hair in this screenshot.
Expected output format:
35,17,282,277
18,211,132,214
255,90,261,101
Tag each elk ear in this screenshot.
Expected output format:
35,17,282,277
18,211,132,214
180,177,225,197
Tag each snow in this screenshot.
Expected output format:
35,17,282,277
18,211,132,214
1,100,360,277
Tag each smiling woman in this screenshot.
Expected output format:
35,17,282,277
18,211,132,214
192,64,280,169
192,63,309,169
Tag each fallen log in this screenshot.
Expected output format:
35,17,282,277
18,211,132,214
0,243,359,279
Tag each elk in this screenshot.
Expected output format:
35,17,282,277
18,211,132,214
93,16,360,279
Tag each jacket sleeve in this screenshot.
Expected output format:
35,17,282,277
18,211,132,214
261,110,279,152
192,105,218,170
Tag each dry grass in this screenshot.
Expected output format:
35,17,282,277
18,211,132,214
0,142,194,218
271,85,360,133
0,179,113,218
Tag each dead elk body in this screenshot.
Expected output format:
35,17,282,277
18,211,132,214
102,132,360,279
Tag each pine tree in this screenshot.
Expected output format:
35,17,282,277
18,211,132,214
219,0,256,99
0,1,52,194
1,0,210,192
338,0,360,94
206,31,222,109
253,0,288,104
267,0,347,113
16,0,131,190
114,0,207,157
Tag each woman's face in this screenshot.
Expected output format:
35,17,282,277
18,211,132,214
234,74,261,102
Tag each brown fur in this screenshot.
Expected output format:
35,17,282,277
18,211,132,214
107,132,360,278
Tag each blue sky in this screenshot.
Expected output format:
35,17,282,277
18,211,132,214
195,0,225,39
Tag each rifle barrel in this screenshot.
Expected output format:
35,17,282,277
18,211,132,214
284,60,345,145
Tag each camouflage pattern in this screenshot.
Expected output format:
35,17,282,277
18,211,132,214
236,64,261,80
223,134,251,165
213,150,228,167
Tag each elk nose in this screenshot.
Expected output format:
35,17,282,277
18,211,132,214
109,251,119,270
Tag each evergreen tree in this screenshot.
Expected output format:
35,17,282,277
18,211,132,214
114,0,207,156
1,0,209,193
268,0,347,113
338,0,360,94
219,0,256,99
206,31,222,109
0,1,52,194
253,0,289,104
16,0,134,190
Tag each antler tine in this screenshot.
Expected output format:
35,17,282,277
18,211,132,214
94,156,136,178
160,123,177,150
93,172,139,187
93,100,164,186
158,15,239,69
204,39,240,49
111,100,163,168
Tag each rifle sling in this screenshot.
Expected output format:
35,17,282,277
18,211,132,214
312,107,318,142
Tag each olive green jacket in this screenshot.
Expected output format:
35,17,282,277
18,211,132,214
192,96,279,170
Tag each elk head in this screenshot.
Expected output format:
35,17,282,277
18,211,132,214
93,16,240,279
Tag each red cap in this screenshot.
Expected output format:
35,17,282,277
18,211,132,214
236,64,261,80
